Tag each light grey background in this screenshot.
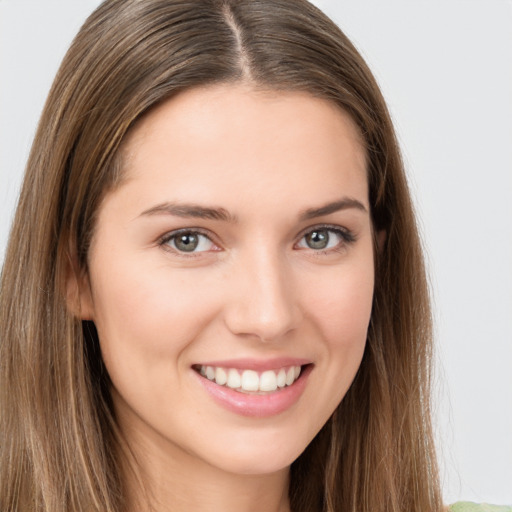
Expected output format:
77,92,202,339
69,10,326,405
1,0,511,505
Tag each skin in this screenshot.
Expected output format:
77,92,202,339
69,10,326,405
76,84,375,512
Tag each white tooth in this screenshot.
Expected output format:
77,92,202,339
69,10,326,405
205,366,215,380
259,370,278,392
226,368,241,389
215,367,227,385
241,370,259,391
294,365,301,379
277,368,286,388
285,367,295,386
200,365,206,376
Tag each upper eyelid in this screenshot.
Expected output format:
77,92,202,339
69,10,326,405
159,227,216,243
158,229,220,258
296,223,354,240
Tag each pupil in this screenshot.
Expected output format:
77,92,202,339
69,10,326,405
175,233,198,252
307,230,328,249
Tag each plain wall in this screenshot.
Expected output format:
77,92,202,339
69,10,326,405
1,0,511,505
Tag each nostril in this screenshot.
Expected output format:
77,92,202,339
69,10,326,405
223,302,302,342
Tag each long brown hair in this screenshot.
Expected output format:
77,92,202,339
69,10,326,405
0,1,442,510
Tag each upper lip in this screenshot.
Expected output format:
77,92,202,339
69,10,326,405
193,357,312,371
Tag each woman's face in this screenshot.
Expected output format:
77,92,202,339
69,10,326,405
79,84,374,476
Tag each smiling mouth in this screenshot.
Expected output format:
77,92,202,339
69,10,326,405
192,364,306,394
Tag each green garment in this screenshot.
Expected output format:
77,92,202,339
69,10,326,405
450,503,512,512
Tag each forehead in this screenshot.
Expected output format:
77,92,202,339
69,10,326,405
114,84,368,215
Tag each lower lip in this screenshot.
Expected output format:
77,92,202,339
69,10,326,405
194,365,312,418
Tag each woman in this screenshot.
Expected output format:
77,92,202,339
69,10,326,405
0,1,508,511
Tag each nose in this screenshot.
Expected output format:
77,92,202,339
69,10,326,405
223,249,303,342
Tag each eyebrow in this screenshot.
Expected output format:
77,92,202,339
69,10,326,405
138,197,367,223
138,202,237,222
298,198,367,220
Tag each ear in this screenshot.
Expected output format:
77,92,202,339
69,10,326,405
376,229,387,253
64,250,95,321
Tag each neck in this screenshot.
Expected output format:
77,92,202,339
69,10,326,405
119,424,291,512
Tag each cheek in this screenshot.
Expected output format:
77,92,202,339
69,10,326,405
88,253,224,366
290,254,374,441
304,260,374,349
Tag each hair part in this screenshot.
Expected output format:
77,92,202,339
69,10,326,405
0,1,442,511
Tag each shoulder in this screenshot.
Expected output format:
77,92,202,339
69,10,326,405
449,502,512,512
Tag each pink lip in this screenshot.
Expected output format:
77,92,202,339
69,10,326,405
194,357,311,372
193,363,313,418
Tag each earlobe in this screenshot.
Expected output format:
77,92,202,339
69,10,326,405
63,250,95,320
66,270,95,320
376,230,387,252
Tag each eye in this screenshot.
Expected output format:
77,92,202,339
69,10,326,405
161,230,217,253
296,226,354,251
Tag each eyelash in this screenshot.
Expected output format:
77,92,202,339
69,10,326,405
296,224,356,255
158,224,356,257
158,228,218,258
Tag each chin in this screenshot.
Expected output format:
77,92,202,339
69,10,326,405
214,454,296,477
198,428,312,476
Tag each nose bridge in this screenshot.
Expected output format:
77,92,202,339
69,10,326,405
224,244,301,342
